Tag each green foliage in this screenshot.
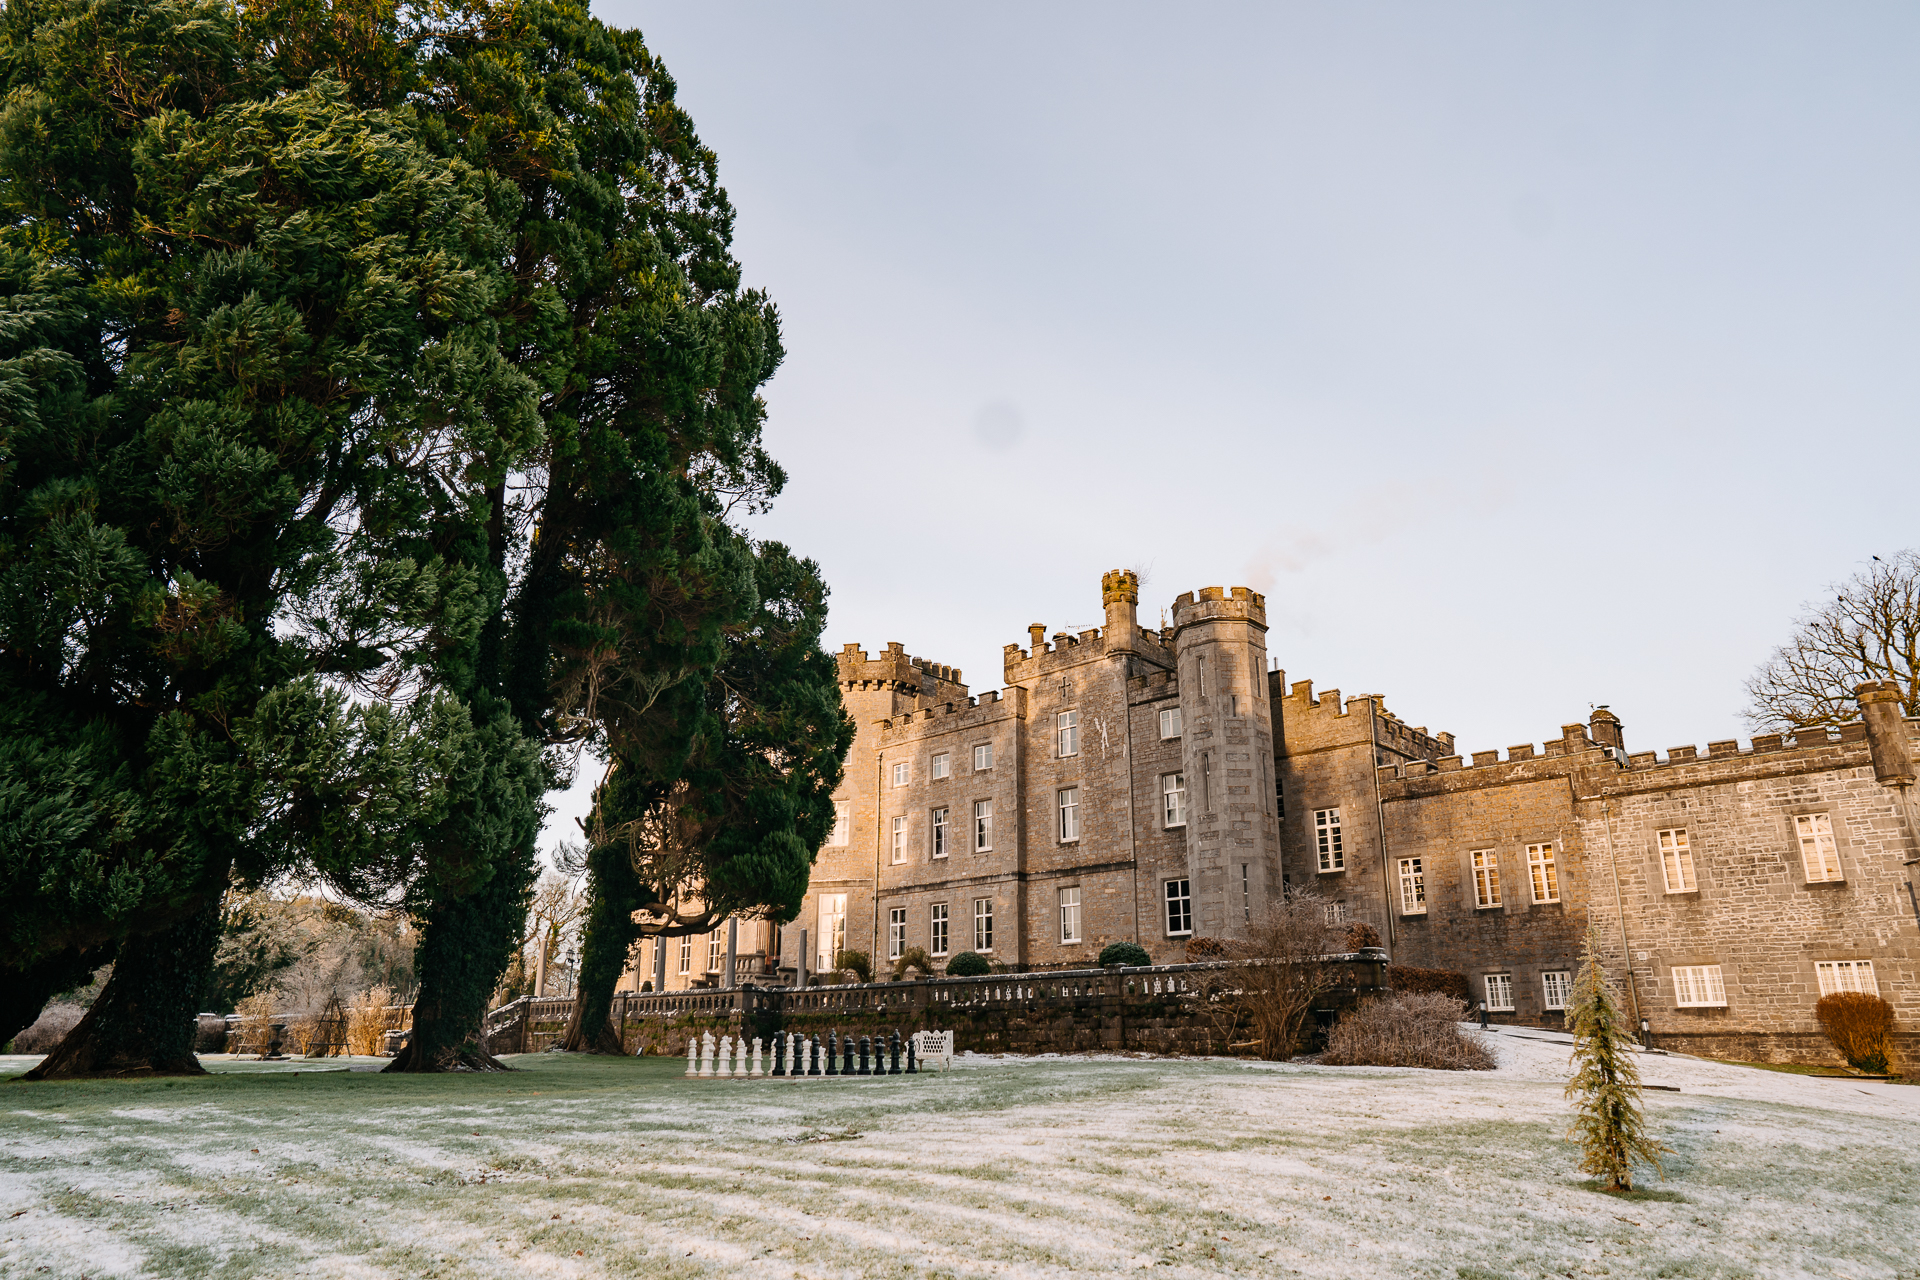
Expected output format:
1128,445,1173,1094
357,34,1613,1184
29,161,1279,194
946,951,990,977
835,950,872,984
891,946,934,981
1098,941,1151,968
1814,992,1895,1074
1564,928,1670,1191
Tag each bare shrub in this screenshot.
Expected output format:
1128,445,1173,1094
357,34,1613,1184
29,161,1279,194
12,1004,85,1055
1218,890,1345,1060
347,985,401,1056
1387,965,1471,1002
233,991,280,1056
1344,921,1381,951
1322,992,1494,1070
1815,992,1895,1074
1184,936,1226,961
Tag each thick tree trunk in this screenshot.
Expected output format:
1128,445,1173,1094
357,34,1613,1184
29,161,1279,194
2,945,109,1049
386,845,535,1073
562,841,643,1054
24,907,218,1080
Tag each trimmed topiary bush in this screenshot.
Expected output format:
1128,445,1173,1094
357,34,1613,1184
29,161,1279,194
946,951,991,977
1815,991,1895,1074
1098,941,1151,968
835,950,872,984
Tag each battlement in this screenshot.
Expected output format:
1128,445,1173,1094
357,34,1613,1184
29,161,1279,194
1274,672,1454,756
837,641,967,696
1170,585,1266,630
877,686,1027,738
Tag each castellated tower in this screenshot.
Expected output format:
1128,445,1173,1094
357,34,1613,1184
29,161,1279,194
1171,586,1279,940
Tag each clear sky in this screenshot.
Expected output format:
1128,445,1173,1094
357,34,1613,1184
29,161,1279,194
545,2,1920,850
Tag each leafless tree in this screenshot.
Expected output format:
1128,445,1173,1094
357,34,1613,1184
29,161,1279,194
1211,889,1345,1060
1744,551,1920,731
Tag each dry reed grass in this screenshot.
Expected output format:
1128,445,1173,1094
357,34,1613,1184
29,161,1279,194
347,984,404,1056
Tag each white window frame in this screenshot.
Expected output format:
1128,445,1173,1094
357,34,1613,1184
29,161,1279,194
890,815,906,865
1159,707,1182,739
1057,709,1079,757
1058,787,1080,842
930,903,949,956
1315,808,1344,872
1527,842,1560,904
1165,879,1192,936
931,806,949,859
973,742,993,771
887,907,906,961
1672,964,1727,1008
829,800,850,847
1814,959,1877,996
707,931,723,974
931,751,950,780
1397,857,1426,915
1795,813,1844,883
1471,848,1501,909
678,934,692,975
1658,828,1696,893
973,898,994,952
818,893,847,973
1541,970,1572,1011
1162,773,1187,827
1059,886,1081,943
1484,973,1514,1012
973,799,993,852
891,760,909,788
1324,902,1346,926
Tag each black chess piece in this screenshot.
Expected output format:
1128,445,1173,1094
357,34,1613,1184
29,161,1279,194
842,1033,856,1075
857,1035,871,1075
772,1030,787,1077
906,1037,917,1073
826,1030,840,1075
808,1034,822,1076
888,1030,902,1075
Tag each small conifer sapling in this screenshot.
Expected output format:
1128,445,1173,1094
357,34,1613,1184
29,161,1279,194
1564,928,1671,1191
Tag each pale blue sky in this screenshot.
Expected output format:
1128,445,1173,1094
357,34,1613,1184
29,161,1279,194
548,2,1919,849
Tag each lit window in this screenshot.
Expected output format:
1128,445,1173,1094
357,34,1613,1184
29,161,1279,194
1058,710,1079,757
1527,843,1560,904
1542,970,1572,1011
1164,879,1192,936
1795,813,1843,882
1058,788,1080,841
707,932,723,973
1815,960,1877,996
817,893,847,974
891,761,909,787
973,898,994,952
974,799,993,852
890,815,906,864
930,903,949,956
1672,964,1727,1008
1162,773,1187,827
830,800,850,847
973,743,993,771
1398,857,1426,915
1472,849,1501,909
1059,887,1081,943
678,935,691,975
1658,829,1696,893
888,908,906,961
931,751,950,780
1159,707,1182,738
931,807,949,859
1315,808,1344,872
1484,973,1514,1012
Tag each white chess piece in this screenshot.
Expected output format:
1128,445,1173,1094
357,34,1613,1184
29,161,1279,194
685,1037,698,1077
699,1030,715,1077
750,1037,763,1077
718,1034,732,1077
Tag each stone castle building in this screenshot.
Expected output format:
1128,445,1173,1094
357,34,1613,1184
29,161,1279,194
761,571,1920,1062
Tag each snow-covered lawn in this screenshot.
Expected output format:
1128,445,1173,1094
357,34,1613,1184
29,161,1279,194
1,1030,1914,1279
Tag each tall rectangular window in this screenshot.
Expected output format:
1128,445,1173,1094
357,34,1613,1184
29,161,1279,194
1672,964,1727,1007
818,893,847,973
1163,773,1187,827
1315,808,1344,872
1484,973,1514,1012
973,898,994,952
1159,707,1182,738
678,935,691,975
1324,902,1346,926
1275,775,1284,820
1795,813,1843,882
1058,787,1080,841
973,743,993,771
887,908,906,961
930,903,949,956
830,800,850,847
1541,970,1572,1011
1398,857,1427,915
931,807,949,859
1815,959,1877,996
1527,843,1560,904
1658,829,1696,893
707,931,723,973
1058,887,1081,943
891,760,909,787
1471,849,1501,908
1057,710,1079,757
1165,879,1192,936
1241,863,1251,922
890,815,906,864
974,799,994,852
931,751,950,780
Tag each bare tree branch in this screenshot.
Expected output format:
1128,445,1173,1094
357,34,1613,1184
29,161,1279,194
1743,551,1920,731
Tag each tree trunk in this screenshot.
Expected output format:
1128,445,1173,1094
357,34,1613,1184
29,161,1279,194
2,945,109,1049
24,907,218,1080
562,841,643,1054
386,845,535,1073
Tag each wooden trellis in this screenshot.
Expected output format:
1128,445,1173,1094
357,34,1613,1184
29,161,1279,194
304,993,349,1058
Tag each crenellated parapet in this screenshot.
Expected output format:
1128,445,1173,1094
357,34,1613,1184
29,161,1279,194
1274,673,1453,758
838,641,968,698
876,686,1028,743
1170,585,1266,634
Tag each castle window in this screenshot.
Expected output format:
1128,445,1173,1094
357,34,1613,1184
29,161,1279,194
888,908,906,961
1059,886,1081,943
1159,707,1182,738
1795,813,1844,882
1657,829,1696,893
678,935,692,975
1057,710,1079,757
1542,970,1572,1011
931,807,949,859
1484,973,1514,1012
1671,964,1727,1008
707,931,723,974
1163,773,1187,827
973,898,995,952
1815,959,1877,997
1471,849,1501,908
891,816,906,864
1275,775,1284,820
1229,694,1240,718
891,761,909,787
974,799,994,852
930,903,949,956
1197,655,1207,698
1315,808,1344,872
931,751,950,780
973,743,993,771
1397,857,1427,915
818,893,847,974
1527,843,1560,904
1324,902,1346,927
1241,863,1251,923
830,800,850,847
1164,879,1192,936
1058,787,1080,842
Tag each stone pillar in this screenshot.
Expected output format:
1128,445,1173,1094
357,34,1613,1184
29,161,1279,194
724,918,738,988
652,933,666,992
1101,570,1140,656
797,927,809,989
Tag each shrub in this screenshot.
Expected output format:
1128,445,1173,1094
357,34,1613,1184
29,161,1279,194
1387,965,1470,1003
1815,991,1895,1074
1184,936,1227,961
835,950,872,984
1344,921,1381,951
946,951,991,977
1322,993,1495,1070
892,946,935,981
12,1004,85,1055
347,985,400,1057
1098,941,1151,968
